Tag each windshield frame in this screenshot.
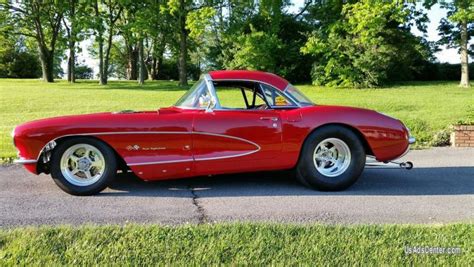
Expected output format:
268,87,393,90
174,74,219,110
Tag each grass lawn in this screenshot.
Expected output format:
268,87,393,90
0,223,471,265
1,79,473,160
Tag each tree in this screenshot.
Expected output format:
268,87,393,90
75,64,93,79
302,0,431,87
221,0,286,73
437,0,474,87
63,0,88,83
164,0,217,86
225,28,282,72
0,1,65,82
92,0,123,85
165,0,191,86
0,34,41,78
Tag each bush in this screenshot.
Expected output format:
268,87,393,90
75,65,93,80
430,128,452,147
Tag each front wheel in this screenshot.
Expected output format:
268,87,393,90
50,138,117,195
296,126,366,191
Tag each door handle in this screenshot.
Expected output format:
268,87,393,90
260,117,278,121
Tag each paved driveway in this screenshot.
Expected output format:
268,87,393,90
1,148,473,227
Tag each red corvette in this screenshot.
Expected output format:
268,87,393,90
13,70,415,195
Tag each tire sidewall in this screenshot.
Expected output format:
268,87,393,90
298,126,366,191
50,137,117,195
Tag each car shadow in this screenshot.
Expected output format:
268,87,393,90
103,167,474,197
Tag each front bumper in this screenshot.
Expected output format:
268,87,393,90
409,136,416,144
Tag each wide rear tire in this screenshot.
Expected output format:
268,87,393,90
296,126,366,191
50,137,117,195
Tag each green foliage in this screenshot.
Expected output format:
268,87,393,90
430,127,452,146
186,7,216,40
0,223,472,265
416,62,474,80
225,28,283,72
437,0,474,50
0,35,41,78
0,0,465,85
302,1,432,87
74,65,93,80
0,0,67,82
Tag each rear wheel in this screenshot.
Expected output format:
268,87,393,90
296,126,365,191
50,138,117,195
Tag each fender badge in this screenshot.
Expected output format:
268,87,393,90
127,145,140,151
127,145,166,151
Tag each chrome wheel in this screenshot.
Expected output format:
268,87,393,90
60,143,106,186
313,138,351,177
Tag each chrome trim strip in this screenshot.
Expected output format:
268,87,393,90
128,158,193,166
14,158,37,164
195,149,259,162
37,131,262,166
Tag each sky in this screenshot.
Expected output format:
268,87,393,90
71,1,470,77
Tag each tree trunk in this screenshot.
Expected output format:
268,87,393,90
66,0,76,83
67,41,75,83
459,19,470,88
98,36,106,85
150,57,157,80
101,29,114,85
156,39,165,79
178,0,188,86
38,46,54,82
127,45,138,80
138,38,145,85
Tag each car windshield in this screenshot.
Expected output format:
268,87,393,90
284,85,314,106
174,79,212,109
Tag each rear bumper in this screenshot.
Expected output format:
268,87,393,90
13,158,37,164
409,136,416,144
13,158,38,174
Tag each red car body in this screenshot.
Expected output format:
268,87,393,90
13,70,412,181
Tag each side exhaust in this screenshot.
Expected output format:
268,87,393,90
365,156,413,170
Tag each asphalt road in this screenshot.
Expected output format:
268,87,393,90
1,147,473,227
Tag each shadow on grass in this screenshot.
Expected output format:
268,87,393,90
104,166,474,197
378,80,466,89
63,80,192,92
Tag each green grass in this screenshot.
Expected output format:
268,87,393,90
1,79,473,160
0,223,471,265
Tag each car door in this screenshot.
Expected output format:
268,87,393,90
191,80,286,175
192,109,283,175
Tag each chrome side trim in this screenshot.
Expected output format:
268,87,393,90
36,131,262,166
128,158,193,166
14,158,37,164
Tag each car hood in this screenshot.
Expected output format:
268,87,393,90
13,106,193,138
